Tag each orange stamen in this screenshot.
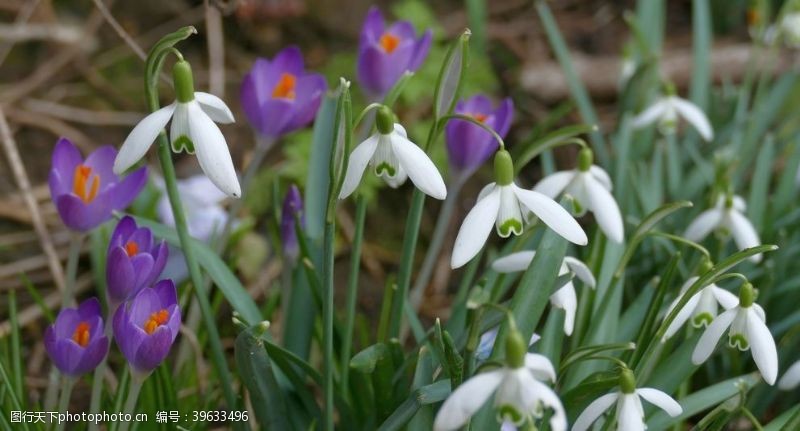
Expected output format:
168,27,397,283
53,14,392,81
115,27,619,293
379,33,400,54
143,309,170,335
271,73,297,100
72,322,91,347
471,113,488,123
124,241,139,257
72,165,100,203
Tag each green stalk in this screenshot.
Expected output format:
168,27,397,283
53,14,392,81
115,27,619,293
143,27,239,415
341,194,367,399
322,220,336,431
116,372,144,431
54,377,75,431
61,232,84,308
88,313,115,431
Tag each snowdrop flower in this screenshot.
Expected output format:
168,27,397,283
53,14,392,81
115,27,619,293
434,330,566,431
476,328,540,362
573,368,682,431
684,195,762,262
662,271,739,341
631,85,713,141
114,59,241,198
451,149,587,269
338,105,446,200
493,251,596,336
533,148,624,243
692,282,778,385
780,13,800,47
779,360,800,390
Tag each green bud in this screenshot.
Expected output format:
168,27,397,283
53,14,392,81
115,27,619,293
663,81,677,96
376,105,395,135
494,150,514,186
578,148,593,172
505,329,526,369
698,256,713,274
619,368,636,394
724,194,734,209
738,282,755,307
172,60,195,103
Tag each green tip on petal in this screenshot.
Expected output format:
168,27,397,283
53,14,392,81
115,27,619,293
496,405,524,426
173,60,195,103
729,333,749,351
494,150,514,186
376,105,395,135
738,282,755,308
619,368,636,394
578,148,593,172
505,329,526,369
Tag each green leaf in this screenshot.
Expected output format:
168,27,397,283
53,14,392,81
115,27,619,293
513,123,597,174
133,217,262,325
234,326,291,431
305,90,339,240
377,380,451,431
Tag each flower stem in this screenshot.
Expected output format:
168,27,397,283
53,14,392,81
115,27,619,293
54,376,75,431
322,219,336,431
340,194,367,399
87,309,115,431
61,232,84,308
408,174,467,310
116,372,144,431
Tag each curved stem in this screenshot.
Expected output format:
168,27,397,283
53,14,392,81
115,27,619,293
54,377,75,431
409,174,467,310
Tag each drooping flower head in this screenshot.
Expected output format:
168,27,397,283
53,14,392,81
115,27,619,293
534,148,624,243
240,46,327,139
434,329,566,431
106,216,168,307
113,279,181,375
357,6,432,98
49,138,147,232
114,59,241,198
44,298,109,376
692,282,778,385
451,149,587,269
281,184,304,261
684,194,761,262
446,95,513,176
631,83,713,141
779,360,800,390
573,368,682,431
339,105,447,200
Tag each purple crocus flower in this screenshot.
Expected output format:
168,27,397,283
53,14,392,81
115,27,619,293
49,138,147,232
357,6,432,98
445,95,513,176
240,46,328,139
280,184,304,261
113,279,181,374
106,216,168,306
44,298,109,376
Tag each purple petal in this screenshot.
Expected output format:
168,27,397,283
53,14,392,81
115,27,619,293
387,21,417,41
408,29,432,71
133,327,173,372
240,58,272,119
106,166,147,211
109,216,138,252
77,297,102,320
457,94,493,115
84,315,104,343
51,138,83,181
53,308,82,339
73,336,109,375
258,98,297,137
360,6,385,43
153,279,178,308
52,339,86,375
55,194,113,231
147,241,169,286
128,288,161,326
165,304,181,343
357,43,414,97
113,304,146,364
271,46,305,77
107,247,135,303
130,253,155,293
83,145,120,191
492,98,514,138
49,166,69,198
128,227,154,254
287,74,327,131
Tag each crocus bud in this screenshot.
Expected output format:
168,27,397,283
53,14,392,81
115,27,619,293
106,216,168,307
49,138,147,232
240,46,328,139
113,280,181,375
280,184,304,261
357,6,432,98
445,95,513,176
44,298,109,376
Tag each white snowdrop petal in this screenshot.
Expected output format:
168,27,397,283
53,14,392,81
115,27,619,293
550,283,577,336
451,188,501,269
512,185,588,245
492,251,536,273
533,171,575,198
692,309,737,365
636,388,682,417
188,103,241,198
477,182,497,201
710,286,739,310
194,91,235,123
338,135,379,199
170,103,191,152
617,394,647,431
114,103,176,174
663,291,702,341
572,392,619,431
433,370,505,431
563,257,596,288
778,360,800,390
589,165,613,191
523,353,557,382
726,210,762,262
671,97,713,141
746,308,778,385
585,175,624,243
390,133,447,200
684,209,724,242
631,100,669,129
